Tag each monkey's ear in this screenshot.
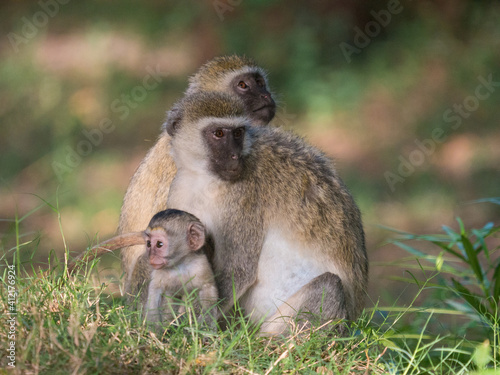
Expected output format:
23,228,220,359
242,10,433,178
162,103,183,136
187,222,206,251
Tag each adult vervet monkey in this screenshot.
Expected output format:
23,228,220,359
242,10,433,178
166,91,368,336
119,56,276,300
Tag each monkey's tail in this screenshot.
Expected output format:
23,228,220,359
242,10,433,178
67,232,145,274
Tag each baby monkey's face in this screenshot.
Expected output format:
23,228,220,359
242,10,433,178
144,227,170,270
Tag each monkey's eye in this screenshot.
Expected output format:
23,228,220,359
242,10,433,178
237,81,248,89
214,129,225,138
156,241,163,248
233,128,244,139
146,240,151,248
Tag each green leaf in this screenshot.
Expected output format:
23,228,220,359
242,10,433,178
456,217,466,236
461,235,484,284
478,221,494,236
472,229,490,262
379,338,399,350
492,262,500,304
392,241,428,259
445,299,480,319
451,279,489,317
436,252,444,272
430,241,466,262
442,225,460,241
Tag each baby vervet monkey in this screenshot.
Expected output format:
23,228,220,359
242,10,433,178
69,209,218,325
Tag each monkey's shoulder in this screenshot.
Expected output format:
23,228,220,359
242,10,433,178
250,127,335,173
248,127,362,228
246,127,344,200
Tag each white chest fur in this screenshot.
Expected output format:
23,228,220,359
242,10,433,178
151,262,196,291
240,228,335,322
167,171,220,231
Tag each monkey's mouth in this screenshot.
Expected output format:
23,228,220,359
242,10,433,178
253,104,274,112
219,168,243,181
150,260,167,269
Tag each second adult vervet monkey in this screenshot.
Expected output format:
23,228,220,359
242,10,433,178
166,92,368,336
119,55,276,300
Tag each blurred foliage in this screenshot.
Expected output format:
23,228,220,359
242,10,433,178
389,199,500,342
0,0,499,304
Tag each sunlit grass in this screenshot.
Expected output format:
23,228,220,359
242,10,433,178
1,200,499,373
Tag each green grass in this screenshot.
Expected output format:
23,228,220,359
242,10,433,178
1,201,499,374
0,266,386,374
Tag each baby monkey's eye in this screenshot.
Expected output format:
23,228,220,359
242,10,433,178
156,241,163,248
146,240,151,248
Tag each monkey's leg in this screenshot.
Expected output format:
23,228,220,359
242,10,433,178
259,272,348,336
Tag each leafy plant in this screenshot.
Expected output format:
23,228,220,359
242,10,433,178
387,198,500,370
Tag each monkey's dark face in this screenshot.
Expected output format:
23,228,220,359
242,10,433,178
203,124,246,182
231,72,275,126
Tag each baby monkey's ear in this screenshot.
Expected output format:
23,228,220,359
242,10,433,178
187,222,206,251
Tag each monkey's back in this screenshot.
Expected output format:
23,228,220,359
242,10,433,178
119,132,178,298
238,126,368,318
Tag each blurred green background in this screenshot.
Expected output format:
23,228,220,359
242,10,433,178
1,0,499,304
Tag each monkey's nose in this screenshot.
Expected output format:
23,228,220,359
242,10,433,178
231,154,239,160
261,92,274,104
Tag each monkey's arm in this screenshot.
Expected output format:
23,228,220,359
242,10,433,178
145,273,164,323
197,281,219,328
215,262,259,317
68,232,145,273
198,282,218,309
213,220,263,315
196,266,219,319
